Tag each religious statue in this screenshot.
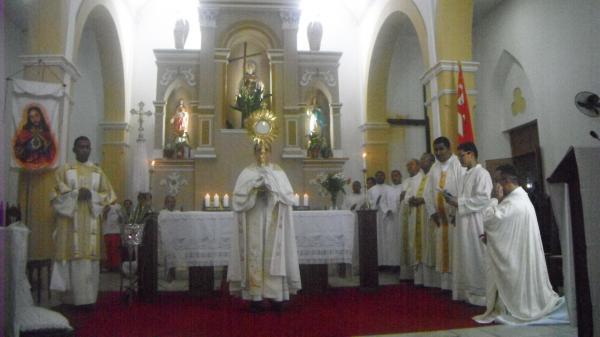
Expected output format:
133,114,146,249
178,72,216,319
306,100,328,159
169,100,190,159
231,59,270,127
173,18,189,50
13,104,58,170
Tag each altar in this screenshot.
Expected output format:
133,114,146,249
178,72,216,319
157,210,355,293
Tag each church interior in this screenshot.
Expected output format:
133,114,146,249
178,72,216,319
1,0,599,336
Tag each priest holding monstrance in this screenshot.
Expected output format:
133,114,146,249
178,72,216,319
227,107,301,312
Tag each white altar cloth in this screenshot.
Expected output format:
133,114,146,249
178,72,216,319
158,210,355,269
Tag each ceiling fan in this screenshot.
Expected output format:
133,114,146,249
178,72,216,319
574,91,600,117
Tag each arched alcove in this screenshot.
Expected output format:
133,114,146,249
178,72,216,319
72,2,127,199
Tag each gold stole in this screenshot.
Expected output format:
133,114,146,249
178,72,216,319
436,171,450,272
413,174,429,263
401,192,410,265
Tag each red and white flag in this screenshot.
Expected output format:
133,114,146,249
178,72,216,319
456,62,474,144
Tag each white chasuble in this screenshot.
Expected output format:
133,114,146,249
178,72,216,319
452,164,491,306
50,161,116,305
227,163,301,301
474,187,563,324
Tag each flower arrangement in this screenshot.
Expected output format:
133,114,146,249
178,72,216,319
231,84,271,126
310,172,351,209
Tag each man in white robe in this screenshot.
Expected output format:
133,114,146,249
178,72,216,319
50,136,116,306
444,142,491,306
408,153,438,287
159,195,179,282
227,144,301,312
368,171,400,268
342,180,367,275
474,164,564,324
426,137,465,290
398,163,418,280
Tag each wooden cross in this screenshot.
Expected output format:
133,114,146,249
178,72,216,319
228,42,262,78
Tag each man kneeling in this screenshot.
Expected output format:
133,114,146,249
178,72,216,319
474,164,567,325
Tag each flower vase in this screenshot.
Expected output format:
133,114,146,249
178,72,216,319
330,193,337,210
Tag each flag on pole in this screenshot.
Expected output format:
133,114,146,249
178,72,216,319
456,61,474,144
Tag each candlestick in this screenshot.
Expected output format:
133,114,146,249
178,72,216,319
204,193,210,208
362,152,367,170
214,193,220,208
303,193,309,207
294,193,300,206
223,194,229,208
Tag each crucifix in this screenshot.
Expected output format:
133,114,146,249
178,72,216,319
130,101,153,141
228,42,262,78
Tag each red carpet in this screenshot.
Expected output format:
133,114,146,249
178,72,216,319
58,284,482,337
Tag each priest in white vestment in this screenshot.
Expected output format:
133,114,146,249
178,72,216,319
342,180,367,275
368,171,400,267
50,136,117,306
409,153,438,287
426,137,465,289
399,163,418,280
474,164,565,325
444,142,491,306
227,144,301,312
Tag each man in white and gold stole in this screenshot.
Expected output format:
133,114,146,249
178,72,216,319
408,153,437,287
228,143,301,312
50,136,116,306
426,137,465,290
443,142,491,306
342,180,367,276
474,164,566,325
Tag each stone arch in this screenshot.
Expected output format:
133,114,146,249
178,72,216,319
364,1,429,174
492,50,536,131
72,2,127,199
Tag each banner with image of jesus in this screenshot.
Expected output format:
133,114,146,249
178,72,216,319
10,79,63,170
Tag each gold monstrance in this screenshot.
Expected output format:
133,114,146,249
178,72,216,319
245,105,278,166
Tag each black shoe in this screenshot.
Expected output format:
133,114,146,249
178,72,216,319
271,301,284,312
249,301,264,313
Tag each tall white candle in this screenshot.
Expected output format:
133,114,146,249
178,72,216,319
204,193,210,208
214,193,220,207
303,193,309,207
362,152,367,170
294,193,300,206
223,194,229,208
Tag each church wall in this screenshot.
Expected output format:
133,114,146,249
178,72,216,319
473,0,600,176
3,17,28,205
386,26,427,177
70,28,104,164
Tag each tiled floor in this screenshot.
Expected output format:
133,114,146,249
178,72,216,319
37,268,577,337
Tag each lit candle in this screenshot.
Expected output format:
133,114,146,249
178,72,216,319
303,193,309,207
362,152,367,170
223,193,229,208
214,193,220,207
204,193,210,208
294,193,300,206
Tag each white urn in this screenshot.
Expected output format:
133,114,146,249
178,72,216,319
307,21,323,51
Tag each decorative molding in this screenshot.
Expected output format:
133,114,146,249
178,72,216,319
159,67,197,87
198,8,218,27
424,89,478,107
266,49,285,64
20,54,81,80
282,147,306,159
300,69,337,87
99,121,129,131
421,60,480,85
214,48,231,63
154,49,201,65
280,9,300,30
358,122,390,132
298,51,342,66
302,158,348,171
159,172,189,196
102,141,130,147
193,147,217,159
283,105,302,112
220,129,247,134
152,159,195,171
387,118,426,126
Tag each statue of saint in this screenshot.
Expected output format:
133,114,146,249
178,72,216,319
173,18,189,49
170,100,189,138
241,60,262,93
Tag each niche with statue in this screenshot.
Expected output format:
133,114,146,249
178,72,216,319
306,90,332,159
